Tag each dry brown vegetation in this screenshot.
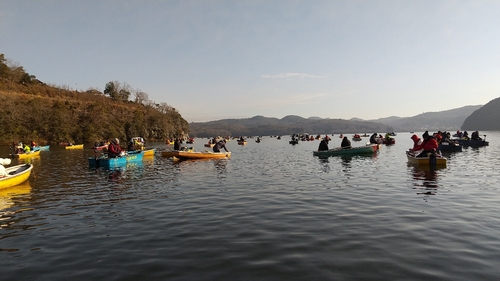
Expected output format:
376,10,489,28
0,54,189,145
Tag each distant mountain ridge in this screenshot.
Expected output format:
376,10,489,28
368,105,482,132
188,105,484,137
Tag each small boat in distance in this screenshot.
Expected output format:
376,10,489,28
313,144,379,157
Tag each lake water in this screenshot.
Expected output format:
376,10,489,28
1,132,500,281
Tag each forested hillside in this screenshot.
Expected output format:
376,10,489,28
461,97,500,130
0,54,188,145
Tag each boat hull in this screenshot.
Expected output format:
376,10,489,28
10,150,41,159
455,139,489,147
168,151,231,159
438,142,462,152
0,164,33,189
406,151,447,167
89,151,144,168
313,144,379,156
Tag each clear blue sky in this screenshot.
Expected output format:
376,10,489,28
1,1,499,122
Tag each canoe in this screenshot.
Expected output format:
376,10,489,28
89,151,144,168
237,141,247,145
142,148,155,156
406,151,447,167
32,145,50,151
0,164,33,189
65,144,84,149
162,148,194,157
313,144,379,156
168,151,231,160
10,150,41,159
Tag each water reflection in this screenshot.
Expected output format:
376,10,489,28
409,165,440,195
0,181,32,212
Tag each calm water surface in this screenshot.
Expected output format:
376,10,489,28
1,132,500,280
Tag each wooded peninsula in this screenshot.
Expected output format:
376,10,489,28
0,54,189,145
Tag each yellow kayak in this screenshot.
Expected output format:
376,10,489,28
166,150,231,159
10,150,41,159
142,149,155,157
65,144,84,149
0,164,33,190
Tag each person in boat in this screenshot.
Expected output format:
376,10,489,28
341,136,351,148
108,138,123,158
239,136,245,142
384,133,392,140
462,131,469,139
410,134,422,151
413,131,439,157
471,131,482,141
30,141,37,150
23,143,31,154
174,138,183,150
213,139,229,153
318,136,330,151
369,133,379,144
0,158,11,177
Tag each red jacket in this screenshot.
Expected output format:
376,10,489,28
108,143,122,156
413,137,438,151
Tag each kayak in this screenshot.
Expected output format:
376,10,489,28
10,150,41,159
142,148,155,156
89,151,144,168
237,141,247,145
65,144,84,149
167,150,231,159
32,145,50,151
406,151,447,167
0,164,33,189
313,144,379,156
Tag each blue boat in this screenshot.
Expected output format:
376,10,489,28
89,151,144,169
32,145,50,151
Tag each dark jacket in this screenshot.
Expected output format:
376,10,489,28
318,139,329,151
213,140,228,152
341,137,351,148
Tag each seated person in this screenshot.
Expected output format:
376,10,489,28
413,131,439,157
318,137,329,151
410,134,421,151
471,131,482,140
341,136,351,148
369,133,379,144
108,138,123,158
213,139,229,153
